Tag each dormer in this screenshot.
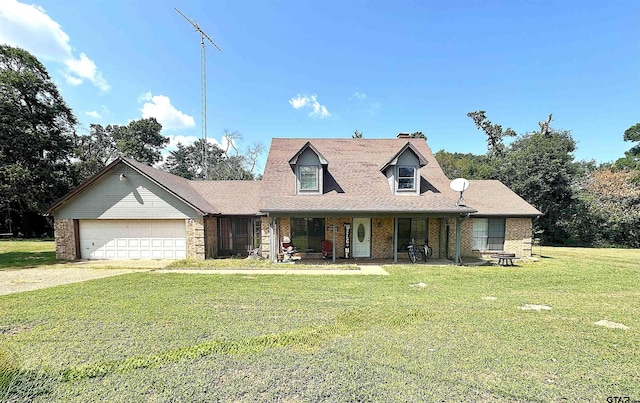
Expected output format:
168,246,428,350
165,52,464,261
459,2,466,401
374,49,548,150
289,142,328,195
379,142,428,195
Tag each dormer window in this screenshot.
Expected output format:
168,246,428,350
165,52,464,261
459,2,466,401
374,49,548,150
397,166,416,191
299,165,319,191
380,142,428,195
289,142,328,195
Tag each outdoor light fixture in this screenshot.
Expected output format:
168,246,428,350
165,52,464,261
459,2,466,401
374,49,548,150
119,173,127,182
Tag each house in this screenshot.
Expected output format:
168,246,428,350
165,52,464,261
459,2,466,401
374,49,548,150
47,134,541,262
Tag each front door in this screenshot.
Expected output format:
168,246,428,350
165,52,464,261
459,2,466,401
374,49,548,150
352,218,371,258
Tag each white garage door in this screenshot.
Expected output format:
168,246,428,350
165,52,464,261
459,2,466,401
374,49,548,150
79,220,187,260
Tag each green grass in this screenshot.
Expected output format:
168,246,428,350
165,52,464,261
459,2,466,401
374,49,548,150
0,239,56,270
0,246,639,401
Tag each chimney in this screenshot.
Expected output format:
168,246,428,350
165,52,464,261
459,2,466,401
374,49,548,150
397,132,410,138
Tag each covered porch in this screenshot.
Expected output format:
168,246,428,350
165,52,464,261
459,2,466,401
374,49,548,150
265,213,471,264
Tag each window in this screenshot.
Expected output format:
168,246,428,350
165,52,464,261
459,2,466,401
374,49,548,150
290,218,325,252
397,218,429,250
299,165,319,191
218,218,261,256
397,166,416,191
473,218,505,251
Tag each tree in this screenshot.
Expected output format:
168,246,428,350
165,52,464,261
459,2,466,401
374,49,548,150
163,132,264,181
494,129,579,244
73,118,169,181
615,123,640,171
409,131,426,139
0,45,77,236
433,150,493,180
352,130,363,138
467,110,516,154
577,168,640,247
163,139,225,180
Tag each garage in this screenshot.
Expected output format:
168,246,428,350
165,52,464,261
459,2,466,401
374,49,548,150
79,219,186,260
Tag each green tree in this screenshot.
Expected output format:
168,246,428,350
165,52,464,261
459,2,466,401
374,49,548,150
494,129,579,244
614,123,640,171
163,139,225,180
433,150,493,180
467,110,516,155
73,118,169,180
163,131,264,181
352,130,363,138
0,45,77,236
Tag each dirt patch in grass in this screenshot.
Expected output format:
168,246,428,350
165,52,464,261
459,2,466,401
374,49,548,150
519,304,552,311
594,320,628,330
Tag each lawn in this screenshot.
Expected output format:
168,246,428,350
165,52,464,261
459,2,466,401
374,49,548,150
1,245,639,401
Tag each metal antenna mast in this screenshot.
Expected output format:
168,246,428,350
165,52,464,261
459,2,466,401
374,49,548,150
175,8,221,177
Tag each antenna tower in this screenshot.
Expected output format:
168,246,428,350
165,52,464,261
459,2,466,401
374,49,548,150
175,8,221,177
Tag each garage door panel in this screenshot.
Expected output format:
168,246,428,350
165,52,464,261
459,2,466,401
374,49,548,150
80,220,187,260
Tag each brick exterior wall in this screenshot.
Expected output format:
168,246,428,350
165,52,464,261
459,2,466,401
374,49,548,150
504,217,533,257
186,218,205,260
371,217,394,259
54,219,77,260
204,217,217,258
322,217,351,258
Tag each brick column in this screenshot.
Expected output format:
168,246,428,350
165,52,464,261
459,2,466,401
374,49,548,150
186,218,205,260
54,219,77,260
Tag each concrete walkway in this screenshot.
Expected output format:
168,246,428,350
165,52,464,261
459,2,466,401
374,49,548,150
153,265,389,276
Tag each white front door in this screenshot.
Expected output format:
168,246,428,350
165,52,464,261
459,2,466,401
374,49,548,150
352,218,371,258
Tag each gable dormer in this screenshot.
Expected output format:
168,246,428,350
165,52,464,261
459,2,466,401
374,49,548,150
289,142,328,195
379,142,428,195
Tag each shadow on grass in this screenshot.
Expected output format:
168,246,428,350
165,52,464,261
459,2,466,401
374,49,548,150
2,368,59,402
0,251,57,271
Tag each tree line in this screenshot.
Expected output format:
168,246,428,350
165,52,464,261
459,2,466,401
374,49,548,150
0,45,262,236
435,113,640,247
2,44,639,246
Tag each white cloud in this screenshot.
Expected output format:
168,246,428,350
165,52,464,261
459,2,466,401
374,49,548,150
350,92,367,100
85,110,101,119
289,94,331,119
139,92,196,130
0,0,109,91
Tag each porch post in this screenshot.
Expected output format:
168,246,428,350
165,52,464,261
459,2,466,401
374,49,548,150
393,217,398,263
455,217,462,264
332,216,336,264
269,215,276,262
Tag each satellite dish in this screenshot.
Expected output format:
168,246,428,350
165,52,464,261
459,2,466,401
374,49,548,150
450,178,470,206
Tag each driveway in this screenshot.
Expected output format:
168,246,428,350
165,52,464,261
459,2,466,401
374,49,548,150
0,267,146,296
0,262,388,296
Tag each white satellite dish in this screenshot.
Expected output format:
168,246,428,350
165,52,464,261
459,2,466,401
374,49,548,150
450,178,470,206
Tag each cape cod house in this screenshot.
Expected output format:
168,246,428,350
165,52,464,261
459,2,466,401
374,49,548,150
48,134,541,262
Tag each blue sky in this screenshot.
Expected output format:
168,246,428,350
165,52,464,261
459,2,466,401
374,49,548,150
1,0,638,173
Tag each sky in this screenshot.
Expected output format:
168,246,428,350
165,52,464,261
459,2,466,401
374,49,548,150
1,0,638,174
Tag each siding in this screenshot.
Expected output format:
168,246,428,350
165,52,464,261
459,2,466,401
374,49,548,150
55,169,199,219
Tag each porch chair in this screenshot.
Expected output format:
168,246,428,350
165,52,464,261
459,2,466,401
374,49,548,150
321,240,333,259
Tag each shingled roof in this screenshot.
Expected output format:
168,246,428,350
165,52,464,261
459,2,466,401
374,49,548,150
49,138,541,218
260,138,477,214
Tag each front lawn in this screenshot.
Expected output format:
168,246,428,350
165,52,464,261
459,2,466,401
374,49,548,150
0,239,56,270
1,247,639,401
